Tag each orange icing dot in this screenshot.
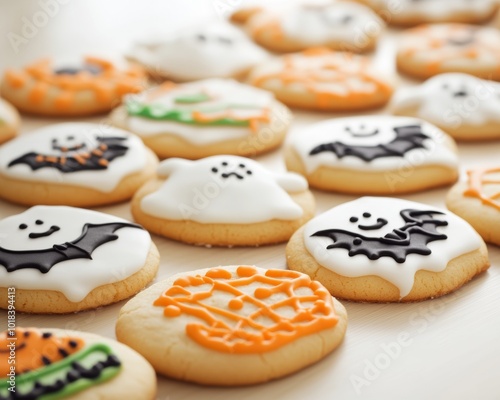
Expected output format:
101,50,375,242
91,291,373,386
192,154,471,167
464,167,500,210
4,70,27,88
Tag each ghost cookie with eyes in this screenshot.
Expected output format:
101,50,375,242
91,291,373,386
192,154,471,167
392,73,500,141
111,79,290,159
0,98,20,145
0,205,159,313
285,116,459,194
286,197,489,302
396,24,500,81
0,122,158,207
131,155,314,246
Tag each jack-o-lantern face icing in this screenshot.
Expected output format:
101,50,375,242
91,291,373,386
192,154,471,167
464,167,500,210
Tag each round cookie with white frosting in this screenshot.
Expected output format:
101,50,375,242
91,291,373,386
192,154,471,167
0,123,158,207
286,197,489,302
248,48,393,111
0,98,20,144
111,79,290,159
116,265,347,385
0,205,159,313
285,116,459,194
396,24,500,81
126,21,268,82
131,155,315,246
392,73,500,141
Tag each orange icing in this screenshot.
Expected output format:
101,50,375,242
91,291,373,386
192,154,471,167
0,328,84,376
464,167,500,210
154,266,338,354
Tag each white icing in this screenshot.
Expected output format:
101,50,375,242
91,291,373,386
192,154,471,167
392,73,500,128
126,21,268,81
291,116,458,173
0,206,151,302
0,123,147,192
303,197,483,298
141,155,308,223
0,99,16,126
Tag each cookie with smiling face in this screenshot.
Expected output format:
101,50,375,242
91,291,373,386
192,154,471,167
285,116,459,194
286,197,490,302
0,205,159,313
131,155,315,246
0,98,20,145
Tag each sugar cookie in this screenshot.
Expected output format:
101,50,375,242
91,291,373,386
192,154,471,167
131,155,314,246
0,327,156,399
0,98,20,144
1,57,145,117
116,265,347,385
287,197,489,302
285,116,459,194
0,206,159,313
229,0,302,24
397,24,500,80
0,123,158,207
248,48,393,111
111,79,290,159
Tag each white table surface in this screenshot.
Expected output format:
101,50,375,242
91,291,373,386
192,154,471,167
1,1,500,399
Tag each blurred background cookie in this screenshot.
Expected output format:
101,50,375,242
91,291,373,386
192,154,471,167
0,97,19,144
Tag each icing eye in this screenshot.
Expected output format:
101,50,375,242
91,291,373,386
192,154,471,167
24,331,31,337
222,162,228,166
349,217,358,223
211,167,218,173
246,170,252,175
363,213,371,218
68,340,78,348
239,164,245,168
442,84,449,89
196,34,206,42
67,136,74,141
51,138,57,143
19,224,28,230
42,332,53,338
344,126,351,131
342,15,353,24
36,220,44,225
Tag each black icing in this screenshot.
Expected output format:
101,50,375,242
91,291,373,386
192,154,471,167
211,161,253,180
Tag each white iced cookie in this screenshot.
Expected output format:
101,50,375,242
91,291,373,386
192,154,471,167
131,155,315,246
126,21,268,81
286,197,490,302
0,98,20,144
0,206,159,313
0,123,158,206
285,116,459,194
111,79,290,159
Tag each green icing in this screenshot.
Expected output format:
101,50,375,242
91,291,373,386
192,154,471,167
174,93,211,104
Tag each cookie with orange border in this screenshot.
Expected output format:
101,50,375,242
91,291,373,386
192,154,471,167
0,98,20,144
396,24,500,80
116,265,347,386
1,56,146,117
248,48,393,111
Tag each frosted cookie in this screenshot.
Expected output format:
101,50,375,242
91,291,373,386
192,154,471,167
0,206,159,313
392,73,500,141
0,98,20,144
285,116,459,194
396,24,500,81
131,155,314,246
126,21,268,82
447,167,500,246
1,57,145,117
229,0,303,24
116,265,347,385
248,48,393,111
287,197,489,302
352,0,498,26
0,327,156,399
0,123,158,207
111,79,290,159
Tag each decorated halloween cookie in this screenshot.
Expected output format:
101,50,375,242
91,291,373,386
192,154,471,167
396,24,500,80
0,206,159,313
285,116,459,194
248,48,393,111
131,155,314,246
116,265,347,385
111,79,290,159
0,123,158,207
286,197,489,302
0,57,145,117
126,21,268,81
0,98,19,145
0,327,156,399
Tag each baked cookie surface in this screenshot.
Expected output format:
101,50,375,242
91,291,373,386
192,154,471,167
0,98,20,144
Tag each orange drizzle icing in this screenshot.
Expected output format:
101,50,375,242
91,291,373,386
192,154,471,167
154,266,338,354
36,143,109,166
464,167,500,210
0,327,84,376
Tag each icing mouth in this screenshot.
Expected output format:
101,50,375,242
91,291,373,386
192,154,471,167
453,91,468,97
29,225,61,239
51,138,87,152
221,172,244,179
358,218,388,231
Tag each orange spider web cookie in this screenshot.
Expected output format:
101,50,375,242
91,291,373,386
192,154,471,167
464,167,500,210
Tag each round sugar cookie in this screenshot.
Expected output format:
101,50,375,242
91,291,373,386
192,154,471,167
0,327,156,399
0,123,158,207
392,73,500,141
0,206,159,314
447,167,500,246
396,24,500,81
111,79,290,159
131,155,315,246
248,48,393,111
230,0,303,24
0,98,20,144
287,197,490,302
285,116,459,194
116,265,347,386
0,56,146,117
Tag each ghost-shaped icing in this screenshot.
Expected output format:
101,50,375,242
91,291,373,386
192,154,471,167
304,197,482,297
126,21,268,81
140,155,308,224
